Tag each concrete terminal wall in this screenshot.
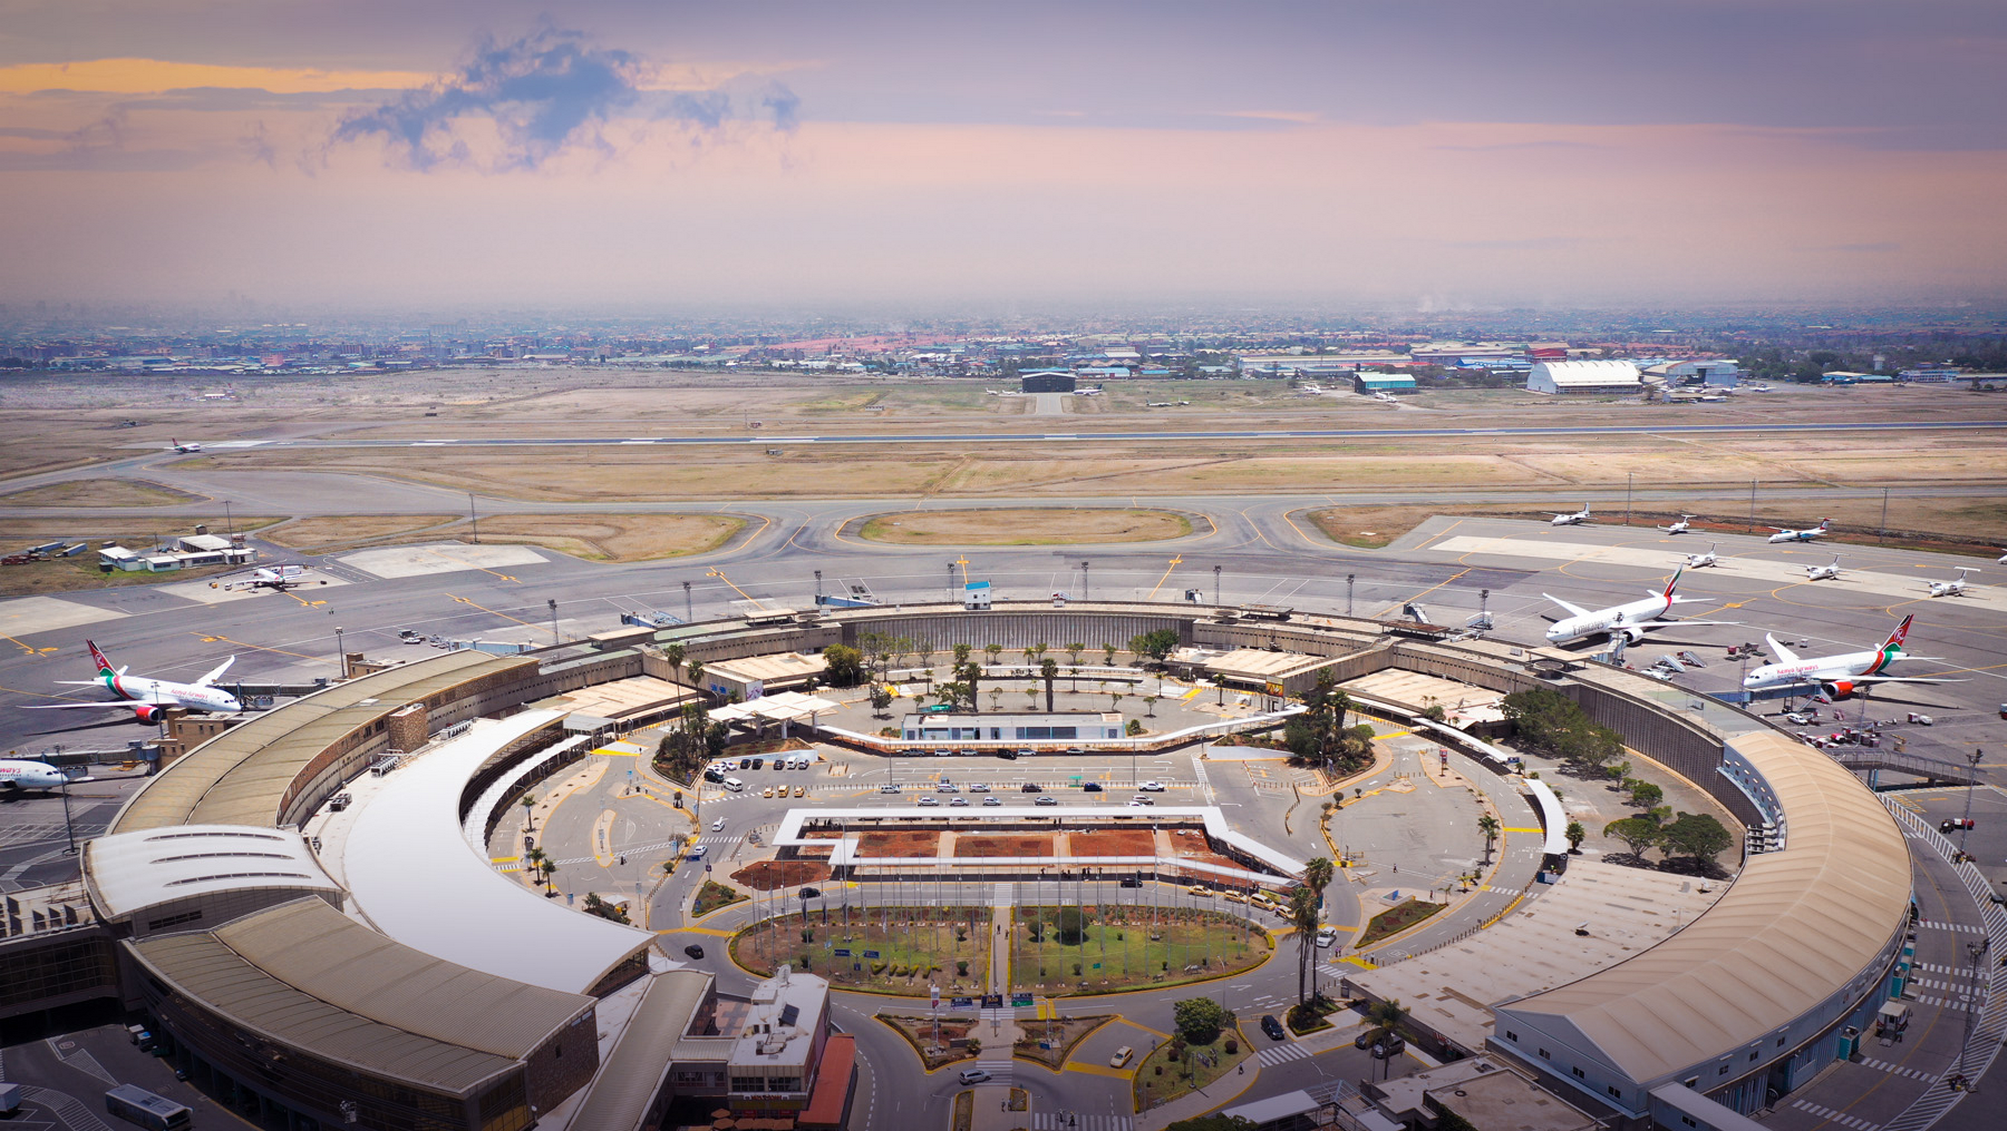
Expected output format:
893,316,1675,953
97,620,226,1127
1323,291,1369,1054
837,605,1190,655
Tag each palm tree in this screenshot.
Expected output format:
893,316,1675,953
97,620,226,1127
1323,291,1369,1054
1477,814,1501,862
524,846,547,890
661,642,686,684
1565,820,1586,853
1040,658,1059,711
1289,886,1320,1007
519,792,537,832
539,858,559,895
687,661,707,702
1297,856,1336,1007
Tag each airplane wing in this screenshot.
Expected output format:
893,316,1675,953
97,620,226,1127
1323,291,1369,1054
1853,675,1967,685
1763,634,1799,665
197,656,236,686
22,701,133,710
1628,619,1738,633
1542,594,1594,619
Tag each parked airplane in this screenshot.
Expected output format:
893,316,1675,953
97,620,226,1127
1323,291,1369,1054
1373,391,1399,404
1661,514,1697,535
1550,504,1592,527
1926,568,1978,598
1804,555,1842,581
1542,567,1734,645
1742,615,1961,701
1996,548,2007,565
0,759,89,795
210,563,323,593
23,640,241,723
170,438,203,453
1768,518,1830,544
1683,543,1720,569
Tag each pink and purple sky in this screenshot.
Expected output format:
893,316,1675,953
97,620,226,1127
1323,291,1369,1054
4,1,2004,313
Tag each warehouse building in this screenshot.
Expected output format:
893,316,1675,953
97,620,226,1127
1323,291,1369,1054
1351,372,1417,395
1527,360,1642,395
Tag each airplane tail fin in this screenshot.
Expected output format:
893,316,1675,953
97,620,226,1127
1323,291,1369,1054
1661,567,1685,602
1816,518,1830,532
1883,615,1914,652
86,639,114,676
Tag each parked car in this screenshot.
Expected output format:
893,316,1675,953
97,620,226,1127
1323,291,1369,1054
937,782,959,792
1035,796,1059,807
950,797,970,807
1138,780,1165,792
793,785,806,797
1021,782,1042,793
1118,876,1143,888
1261,1015,1287,1041
880,784,901,794
1082,782,1103,792
983,796,1002,806
685,944,706,959
918,796,940,806
970,782,990,792
1315,926,1338,947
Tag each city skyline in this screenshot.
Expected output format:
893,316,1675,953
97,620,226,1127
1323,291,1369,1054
3,1,2005,313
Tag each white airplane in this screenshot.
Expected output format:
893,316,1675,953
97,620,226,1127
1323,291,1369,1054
1742,615,1962,702
23,640,241,724
1767,518,1829,544
170,438,203,453
1804,555,1842,581
210,563,324,593
1996,548,2007,565
1542,567,1735,645
0,759,90,796
1683,543,1720,569
1661,514,1697,535
1550,504,1592,527
1926,567,1978,598
1373,391,1399,404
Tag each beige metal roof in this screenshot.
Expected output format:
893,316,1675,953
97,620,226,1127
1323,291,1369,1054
567,970,715,1131
85,825,337,922
111,651,532,834
127,899,594,1096
1494,730,1910,1084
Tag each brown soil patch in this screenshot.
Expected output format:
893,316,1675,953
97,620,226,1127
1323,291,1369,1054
859,507,1191,546
856,830,943,857
730,859,830,891
0,516,284,597
954,834,1053,858
1069,829,1157,856
265,514,460,550
263,512,744,561
0,478,198,507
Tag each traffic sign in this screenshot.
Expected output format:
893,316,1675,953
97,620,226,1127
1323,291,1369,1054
833,948,852,958
1011,993,1033,1008
952,996,974,1009
864,949,881,959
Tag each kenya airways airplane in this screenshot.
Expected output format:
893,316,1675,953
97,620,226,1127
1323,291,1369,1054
0,759,89,796
1741,615,1962,702
24,640,241,723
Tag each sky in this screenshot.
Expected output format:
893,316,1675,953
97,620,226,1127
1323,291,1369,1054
3,0,2005,316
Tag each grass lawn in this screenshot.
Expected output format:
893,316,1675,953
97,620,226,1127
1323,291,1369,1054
736,906,994,994
1132,1027,1253,1113
1018,1014,1115,1070
1010,905,1270,996
690,879,745,918
1355,898,1447,948
877,1013,983,1071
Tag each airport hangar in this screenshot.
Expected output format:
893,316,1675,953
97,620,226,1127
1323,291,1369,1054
2,596,1917,1131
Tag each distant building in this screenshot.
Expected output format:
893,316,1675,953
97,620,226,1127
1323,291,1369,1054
1648,359,1740,388
1821,371,1892,385
1352,372,1417,394
1899,367,1961,382
1527,360,1641,395
1239,352,1409,375
900,710,1124,744
963,581,992,610
1020,370,1075,393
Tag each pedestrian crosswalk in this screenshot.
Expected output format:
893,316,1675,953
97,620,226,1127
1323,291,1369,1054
1791,1099,1880,1130
1858,1056,1939,1082
973,1057,1015,1085
1914,920,1985,934
1256,1041,1312,1067
1031,1113,1132,1131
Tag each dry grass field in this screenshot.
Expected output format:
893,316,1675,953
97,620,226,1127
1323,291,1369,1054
263,513,744,561
858,508,1192,545
0,478,199,507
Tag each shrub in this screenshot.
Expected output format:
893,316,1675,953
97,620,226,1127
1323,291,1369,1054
957,960,970,976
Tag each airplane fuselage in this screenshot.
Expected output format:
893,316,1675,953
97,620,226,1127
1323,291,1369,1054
97,672,241,713
1547,593,1674,644
1744,647,1903,696
0,759,71,793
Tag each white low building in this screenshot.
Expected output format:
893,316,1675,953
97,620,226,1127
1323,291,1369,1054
1527,360,1641,395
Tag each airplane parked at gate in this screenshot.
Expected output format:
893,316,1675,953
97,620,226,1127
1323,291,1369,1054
170,438,202,453
1661,514,1697,535
1926,568,1978,598
1542,567,1735,645
1804,555,1842,581
1550,504,1591,527
1768,518,1830,543
1742,615,1962,702
0,759,89,796
1683,543,1720,569
210,563,323,593
23,640,240,724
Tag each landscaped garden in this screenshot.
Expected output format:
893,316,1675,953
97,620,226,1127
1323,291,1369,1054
1010,903,1270,995
734,905,995,994
1355,897,1446,948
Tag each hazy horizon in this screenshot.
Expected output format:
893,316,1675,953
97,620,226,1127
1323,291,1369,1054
5,1,2005,313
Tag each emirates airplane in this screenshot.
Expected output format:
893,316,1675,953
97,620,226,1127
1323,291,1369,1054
24,640,241,724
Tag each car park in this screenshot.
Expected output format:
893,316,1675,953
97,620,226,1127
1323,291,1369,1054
1035,796,1059,806
1109,1046,1134,1068
1261,1015,1287,1041
685,944,706,959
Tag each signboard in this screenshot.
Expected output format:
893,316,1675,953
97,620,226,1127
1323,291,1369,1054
981,993,1003,1009
1265,681,1286,697
952,996,975,1009
1011,993,1033,1008
863,949,882,959
833,948,852,958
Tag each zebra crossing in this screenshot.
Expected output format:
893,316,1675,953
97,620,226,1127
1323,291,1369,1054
1914,920,1985,934
972,1056,1015,1085
1902,976,1983,992
1790,1099,1880,1130
1031,1113,1131,1131
1858,1056,1939,1082
1256,1041,1312,1067
1906,991,1969,1009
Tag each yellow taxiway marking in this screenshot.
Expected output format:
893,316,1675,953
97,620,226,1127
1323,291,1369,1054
2,633,60,658
190,632,317,659
1113,1017,1172,1040
662,925,738,938
447,593,541,630
490,855,521,864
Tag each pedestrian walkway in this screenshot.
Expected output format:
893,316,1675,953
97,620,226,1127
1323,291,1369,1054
1858,1056,1940,1082
1255,1041,1312,1068
1791,1098,1881,1130
1032,1112,1132,1131
1914,919,1986,934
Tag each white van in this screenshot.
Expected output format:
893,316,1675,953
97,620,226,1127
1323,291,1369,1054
724,777,746,792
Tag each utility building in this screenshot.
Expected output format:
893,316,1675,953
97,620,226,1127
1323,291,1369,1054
1528,360,1641,395
1019,370,1075,393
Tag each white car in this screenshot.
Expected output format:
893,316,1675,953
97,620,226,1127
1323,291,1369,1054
1314,926,1338,948
1138,780,1166,792
969,782,991,793
918,796,940,807
950,797,970,807
712,817,725,831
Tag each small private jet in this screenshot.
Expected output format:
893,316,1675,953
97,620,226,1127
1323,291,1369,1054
1926,568,1978,598
1661,514,1697,535
1550,504,1592,527
1804,555,1843,581
1683,543,1720,569
210,563,324,594
1768,519,1830,544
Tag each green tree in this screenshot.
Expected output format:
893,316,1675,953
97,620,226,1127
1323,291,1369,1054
1144,695,1159,716
1056,905,1087,945
1040,657,1060,712
1363,997,1409,1045
821,643,867,688
1565,820,1586,853
1661,812,1733,868
686,661,706,699
868,684,894,717
954,642,972,666
1476,814,1500,861
1604,817,1663,861
984,642,1004,666
1102,642,1118,665
582,892,631,924
1500,687,1624,771
1172,997,1236,1045
1067,642,1086,665
1627,780,1664,810
519,792,537,832
1129,628,1181,662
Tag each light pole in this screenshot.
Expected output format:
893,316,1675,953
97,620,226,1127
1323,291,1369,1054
1213,564,1222,606
683,579,692,622
1958,748,1983,860
58,747,78,855
1956,937,1988,1087
1625,471,1634,526
1080,561,1090,601
948,562,956,602
814,569,822,603
334,625,346,679
548,598,559,643
469,493,479,543
1346,574,1355,617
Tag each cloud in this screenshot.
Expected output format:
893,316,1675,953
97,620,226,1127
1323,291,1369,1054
331,24,643,170
0,58,435,96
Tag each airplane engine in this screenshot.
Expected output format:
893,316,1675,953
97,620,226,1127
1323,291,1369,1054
132,703,167,724
1816,681,1855,703
1622,626,1647,645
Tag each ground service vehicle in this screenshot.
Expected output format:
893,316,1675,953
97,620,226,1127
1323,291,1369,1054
0,1082,21,1115
105,1085,193,1130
